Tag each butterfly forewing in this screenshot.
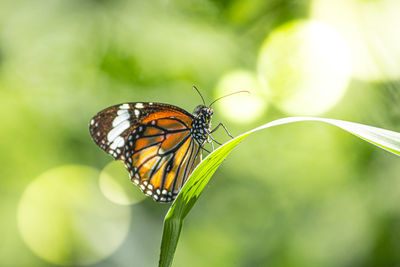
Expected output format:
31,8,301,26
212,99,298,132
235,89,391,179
89,102,202,202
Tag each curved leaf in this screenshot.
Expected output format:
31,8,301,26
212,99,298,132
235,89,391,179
158,117,400,267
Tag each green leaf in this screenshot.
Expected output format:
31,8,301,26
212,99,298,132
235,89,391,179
158,117,400,267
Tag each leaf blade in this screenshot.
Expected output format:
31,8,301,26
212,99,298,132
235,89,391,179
158,117,400,267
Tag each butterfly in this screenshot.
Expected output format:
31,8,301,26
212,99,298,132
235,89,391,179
89,87,246,203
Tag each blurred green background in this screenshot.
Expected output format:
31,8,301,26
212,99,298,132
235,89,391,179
2,0,400,266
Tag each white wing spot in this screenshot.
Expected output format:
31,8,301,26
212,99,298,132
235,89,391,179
134,109,140,117
109,136,125,150
117,109,129,115
120,103,130,109
90,119,94,125
107,121,130,142
112,112,130,127
135,103,144,109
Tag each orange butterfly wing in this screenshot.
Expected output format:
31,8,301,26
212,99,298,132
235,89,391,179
89,102,202,202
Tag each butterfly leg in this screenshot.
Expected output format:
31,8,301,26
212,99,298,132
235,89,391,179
207,134,222,146
201,146,211,154
210,123,233,139
199,140,212,154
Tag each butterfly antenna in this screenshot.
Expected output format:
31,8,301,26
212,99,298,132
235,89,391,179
209,90,250,107
192,86,206,106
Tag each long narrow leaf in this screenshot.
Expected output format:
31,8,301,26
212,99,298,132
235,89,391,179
159,117,400,267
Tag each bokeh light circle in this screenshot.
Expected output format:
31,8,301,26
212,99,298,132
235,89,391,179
99,161,147,205
215,70,268,123
312,0,400,82
258,20,351,115
18,165,131,266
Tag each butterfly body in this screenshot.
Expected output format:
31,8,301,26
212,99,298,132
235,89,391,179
191,105,213,144
89,102,215,202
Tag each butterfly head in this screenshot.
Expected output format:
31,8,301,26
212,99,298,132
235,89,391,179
193,105,213,121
